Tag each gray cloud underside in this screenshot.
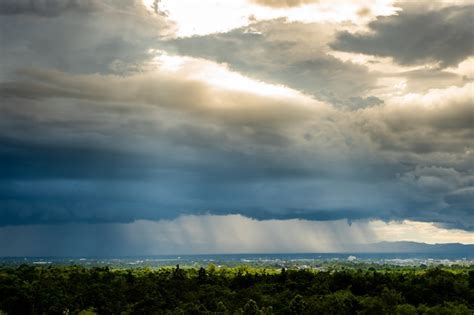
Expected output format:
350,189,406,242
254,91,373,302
0,0,102,16
331,4,474,67
0,67,472,230
0,0,171,77
165,20,380,108
398,69,469,94
0,0,162,17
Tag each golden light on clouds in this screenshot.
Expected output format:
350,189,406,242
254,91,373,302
151,51,310,99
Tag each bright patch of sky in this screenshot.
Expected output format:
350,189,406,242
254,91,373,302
146,0,399,37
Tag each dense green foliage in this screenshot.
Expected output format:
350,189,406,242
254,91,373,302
0,265,473,314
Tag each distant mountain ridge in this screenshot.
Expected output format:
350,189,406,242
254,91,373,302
359,241,474,254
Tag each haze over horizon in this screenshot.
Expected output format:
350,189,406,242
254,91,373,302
0,0,473,256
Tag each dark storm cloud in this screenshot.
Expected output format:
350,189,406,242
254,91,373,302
0,67,472,230
445,187,474,217
165,20,379,108
395,166,474,231
0,72,346,226
331,4,474,67
0,137,165,180
0,0,100,16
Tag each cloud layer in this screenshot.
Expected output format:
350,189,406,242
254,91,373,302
1,60,472,229
166,20,379,107
331,3,474,67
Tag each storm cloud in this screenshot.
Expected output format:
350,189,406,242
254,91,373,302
0,0,473,256
331,3,474,67
0,62,472,229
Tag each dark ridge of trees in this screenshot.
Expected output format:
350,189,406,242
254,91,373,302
0,265,472,314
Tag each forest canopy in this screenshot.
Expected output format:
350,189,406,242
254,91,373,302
0,264,473,314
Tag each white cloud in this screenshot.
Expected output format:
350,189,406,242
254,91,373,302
159,0,398,37
445,56,474,80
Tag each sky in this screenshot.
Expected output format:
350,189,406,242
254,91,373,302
0,0,473,256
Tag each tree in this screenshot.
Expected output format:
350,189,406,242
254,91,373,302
279,268,287,283
468,270,474,289
395,304,417,315
172,264,186,281
197,267,207,284
216,301,228,314
288,294,305,315
243,299,259,315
